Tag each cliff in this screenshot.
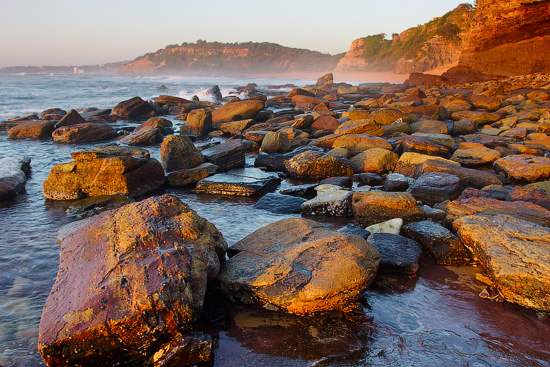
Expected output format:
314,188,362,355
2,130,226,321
453,0,550,75
336,4,474,74
117,41,343,74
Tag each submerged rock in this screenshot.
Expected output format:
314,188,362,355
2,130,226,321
367,233,423,276
218,218,380,314
0,156,31,202
195,170,281,196
202,139,245,172
166,163,219,187
454,214,550,311
254,193,307,214
38,195,226,366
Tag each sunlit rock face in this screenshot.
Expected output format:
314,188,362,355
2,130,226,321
38,194,227,366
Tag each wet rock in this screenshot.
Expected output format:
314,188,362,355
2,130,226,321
136,117,173,133
202,139,245,172
279,184,318,200
285,150,353,179
355,172,385,186
454,214,550,311
150,331,214,367
195,170,281,196
154,95,193,105
403,220,470,266
366,218,403,235
254,193,307,214
212,100,265,124
332,134,392,155
337,224,370,239
260,131,291,154
180,109,213,137
352,191,424,227
319,176,353,188
0,156,31,201
38,195,226,366
394,152,459,177
53,122,118,143
407,172,463,206
161,135,205,172
445,197,550,227
415,159,504,189
43,146,165,200
367,233,423,276
65,195,134,219
8,120,55,139
335,119,384,136
54,109,86,128
350,148,398,174
218,218,380,314
384,173,410,192
402,135,450,158
166,162,219,187
119,125,164,146
112,96,155,119
40,108,67,119
493,154,550,183
301,185,353,217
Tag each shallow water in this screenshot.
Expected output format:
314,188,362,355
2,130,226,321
0,75,549,367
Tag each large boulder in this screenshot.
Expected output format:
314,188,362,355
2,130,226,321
112,96,155,119
285,150,353,179
8,120,55,139
180,109,213,137
218,218,380,314
454,214,550,311
352,191,424,227
43,146,165,200
53,122,118,143
161,135,205,172
38,195,226,366
0,156,31,201
211,100,264,124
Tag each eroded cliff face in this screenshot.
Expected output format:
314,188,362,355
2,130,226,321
457,0,550,75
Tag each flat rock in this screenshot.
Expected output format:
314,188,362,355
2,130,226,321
195,170,281,196
352,191,424,227
0,156,31,201
335,119,384,136
38,195,226,366
415,159,504,189
403,220,470,266
454,214,550,311
493,154,550,183
218,218,380,314
450,146,501,167
332,134,392,155
119,125,164,146
8,120,55,139
366,233,422,276
254,193,307,214
202,139,245,172
445,197,550,227
301,185,353,217
394,152,459,177
53,122,118,143
402,135,450,157
166,162,219,187
112,96,155,119
407,172,463,206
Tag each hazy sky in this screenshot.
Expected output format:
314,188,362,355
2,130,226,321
1,0,469,68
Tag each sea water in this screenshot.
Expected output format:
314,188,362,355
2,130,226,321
0,73,549,367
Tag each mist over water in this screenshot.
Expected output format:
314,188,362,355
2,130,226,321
0,74,549,367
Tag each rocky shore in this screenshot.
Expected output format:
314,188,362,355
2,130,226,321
2,72,550,366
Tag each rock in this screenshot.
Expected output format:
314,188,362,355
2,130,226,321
8,120,55,139
279,184,318,200
260,131,291,154
402,135,450,158
352,191,424,227
337,224,370,239
0,156,31,201
285,150,353,179
332,134,392,155
453,119,478,136
470,95,502,111
335,119,384,136
218,218,380,314
112,96,155,119
319,176,353,188
355,172,385,186
290,115,315,130
403,220,470,266
202,139,245,172
154,95,193,105
507,186,550,210
407,172,463,206
136,117,173,133
384,173,410,192
453,214,550,311
301,185,353,217
410,119,448,134
254,193,307,214
180,109,213,137
65,195,134,219
38,195,226,366
220,118,256,135
445,197,550,227
493,154,550,183
40,108,67,119
442,99,473,113
366,233,422,276
451,111,501,124
394,152,459,177
212,100,265,124
366,218,403,235
350,148,398,174
316,73,333,87
161,135,205,172
166,163,219,187
119,125,164,146
43,146,166,200
54,109,86,128
311,115,339,131
370,108,410,125
195,170,281,196
53,122,118,143
450,145,501,167
415,159,504,189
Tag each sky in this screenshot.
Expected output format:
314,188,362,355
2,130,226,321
0,0,469,68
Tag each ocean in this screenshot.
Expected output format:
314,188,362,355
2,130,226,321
0,73,549,367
